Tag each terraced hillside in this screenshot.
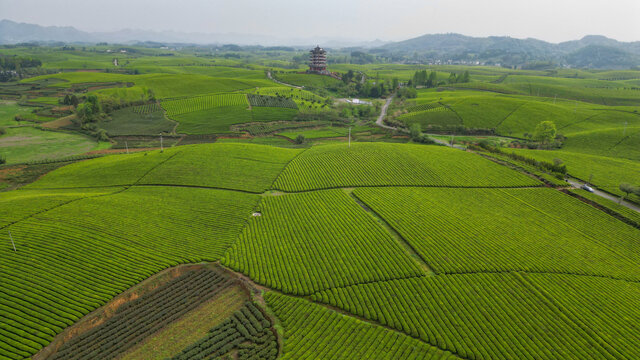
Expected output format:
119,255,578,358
1,142,639,360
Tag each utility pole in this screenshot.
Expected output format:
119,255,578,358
160,134,164,152
348,127,351,148
623,121,628,137
8,231,16,252
125,141,129,154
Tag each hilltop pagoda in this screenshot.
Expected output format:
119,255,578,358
308,45,329,74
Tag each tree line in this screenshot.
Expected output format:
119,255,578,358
409,70,470,88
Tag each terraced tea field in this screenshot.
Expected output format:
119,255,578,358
1,141,639,360
272,142,541,191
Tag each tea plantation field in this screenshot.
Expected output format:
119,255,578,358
1,142,639,360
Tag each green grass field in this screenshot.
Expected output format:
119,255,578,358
99,105,176,136
273,72,342,88
172,106,252,134
162,93,249,117
0,127,109,164
0,101,33,126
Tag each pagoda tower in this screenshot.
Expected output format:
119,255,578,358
309,45,328,74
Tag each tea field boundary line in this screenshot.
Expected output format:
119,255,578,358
497,188,640,268
607,127,640,152
514,273,624,359
306,293,471,360
0,187,127,232
258,281,471,359
215,262,470,360
133,150,181,186
438,101,464,125
347,189,434,274
493,102,526,129
270,183,545,193
22,183,546,197
437,270,640,284
268,146,310,190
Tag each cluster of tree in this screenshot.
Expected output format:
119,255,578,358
76,95,102,124
619,183,640,201
337,103,376,119
517,121,565,149
411,70,438,87
0,55,42,70
397,87,417,99
327,79,393,98
0,55,43,81
349,51,376,65
448,71,470,84
408,70,470,88
74,95,109,141
408,123,436,144
476,141,567,176
62,94,80,106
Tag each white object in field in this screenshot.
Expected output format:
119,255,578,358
252,212,262,217
8,231,16,252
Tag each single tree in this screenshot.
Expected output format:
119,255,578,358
409,123,422,140
618,183,638,203
294,134,305,144
533,121,557,145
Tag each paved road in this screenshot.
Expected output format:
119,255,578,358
266,71,303,89
566,177,640,213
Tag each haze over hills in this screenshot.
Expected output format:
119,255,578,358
1,19,639,68
0,19,386,48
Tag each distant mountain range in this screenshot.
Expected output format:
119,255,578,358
1,19,638,69
0,19,385,48
378,34,640,69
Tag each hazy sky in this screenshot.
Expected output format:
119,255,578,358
1,0,639,43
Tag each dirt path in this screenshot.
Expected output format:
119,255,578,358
266,71,303,89
374,96,465,149
566,177,640,213
375,95,396,130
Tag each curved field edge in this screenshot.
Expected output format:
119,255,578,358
271,142,541,192
310,272,640,360
0,186,261,360
31,264,248,360
264,292,461,360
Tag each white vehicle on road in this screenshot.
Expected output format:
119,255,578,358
581,184,594,193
